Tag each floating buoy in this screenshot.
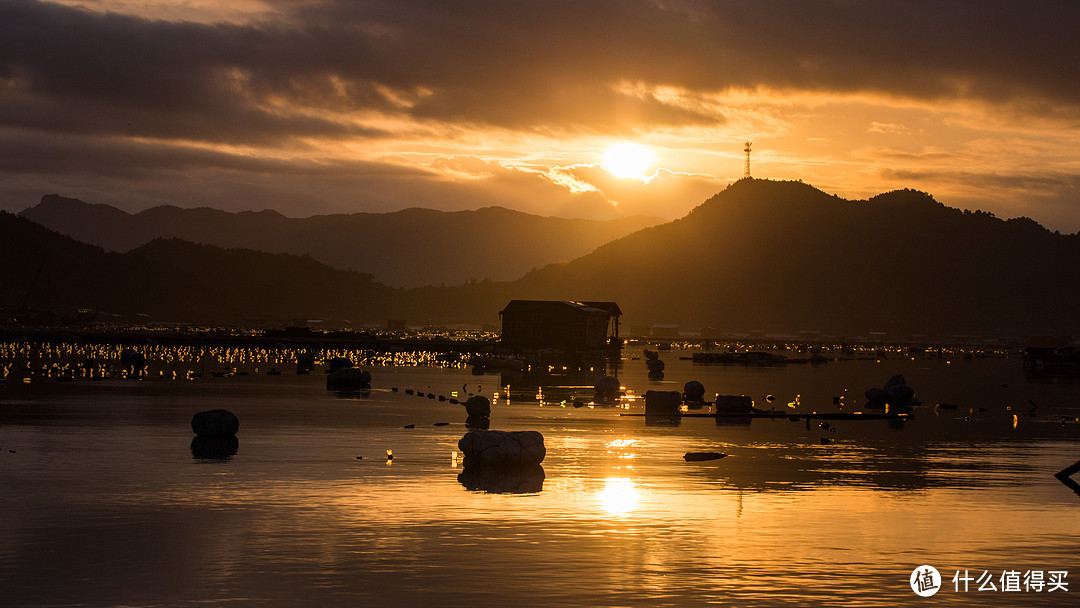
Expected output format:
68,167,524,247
458,429,545,466
190,409,239,437
465,395,491,418
683,452,726,462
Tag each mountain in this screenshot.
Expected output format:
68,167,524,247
18,196,661,288
0,211,406,324
503,179,1080,338
6,180,1079,338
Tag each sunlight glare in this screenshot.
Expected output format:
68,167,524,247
600,478,640,515
602,142,655,179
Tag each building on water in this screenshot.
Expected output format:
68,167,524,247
499,300,622,351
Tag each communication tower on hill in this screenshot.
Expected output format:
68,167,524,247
743,141,752,178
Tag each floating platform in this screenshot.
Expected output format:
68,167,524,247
621,411,913,421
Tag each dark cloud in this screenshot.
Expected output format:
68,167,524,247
0,1,396,144
883,168,1080,194
4,0,1078,143
0,124,441,215
271,0,1080,121
2,0,1079,227
0,127,418,179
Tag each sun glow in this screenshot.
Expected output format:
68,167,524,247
600,477,640,515
602,142,655,179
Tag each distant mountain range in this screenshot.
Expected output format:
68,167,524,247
6,179,1079,338
1,212,404,324
503,179,1080,337
19,197,661,288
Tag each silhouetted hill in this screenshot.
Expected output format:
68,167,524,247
503,179,1080,338
19,196,661,288
0,211,404,324
7,180,1079,338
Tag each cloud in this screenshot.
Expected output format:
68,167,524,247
868,122,908,135
6,0,1080,143
0,127,417,179
2,0,1080,230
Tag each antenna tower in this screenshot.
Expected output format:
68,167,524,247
743,141,752,179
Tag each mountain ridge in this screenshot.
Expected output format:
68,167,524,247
1,212,404,324
6,179,1079,338
501,179,1080,336
19,195,663,288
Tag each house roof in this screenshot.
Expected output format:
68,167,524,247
580,301,622,316
499,300,620,316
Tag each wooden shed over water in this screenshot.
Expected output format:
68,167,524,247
499,300,621,350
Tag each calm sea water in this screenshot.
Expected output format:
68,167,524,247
2,345,1079,607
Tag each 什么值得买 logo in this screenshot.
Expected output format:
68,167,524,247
910,565,941,597
910,565,1069,595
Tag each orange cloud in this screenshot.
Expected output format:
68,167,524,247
2,1,1080,232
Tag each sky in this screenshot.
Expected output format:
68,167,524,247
2,0,1079,231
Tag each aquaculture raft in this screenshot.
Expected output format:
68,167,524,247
622,411,914,421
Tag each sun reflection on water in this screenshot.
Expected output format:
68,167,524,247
600,478,639,515
605,438,638,465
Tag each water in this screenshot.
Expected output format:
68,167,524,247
2,346,1079,606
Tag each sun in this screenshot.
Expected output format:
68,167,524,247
602,142,655,179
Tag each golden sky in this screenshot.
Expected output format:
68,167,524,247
3,0,1079,230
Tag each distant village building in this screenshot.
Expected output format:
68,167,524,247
499,300,621,350
650,323,679,338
